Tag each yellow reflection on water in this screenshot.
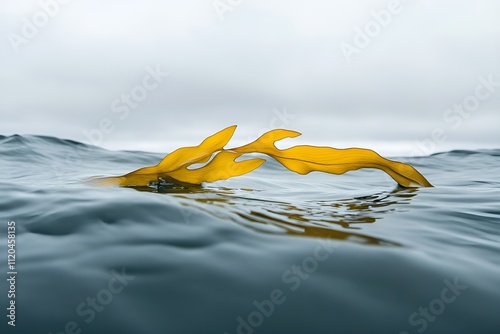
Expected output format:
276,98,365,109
131,183,418,246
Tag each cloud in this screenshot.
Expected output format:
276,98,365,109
1,0,499,155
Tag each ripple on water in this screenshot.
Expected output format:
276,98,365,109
1,135,499,333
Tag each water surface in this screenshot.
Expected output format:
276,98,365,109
1,135,499,334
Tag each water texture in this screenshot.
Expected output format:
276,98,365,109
1,135,499,334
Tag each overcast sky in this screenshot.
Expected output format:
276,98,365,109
1,0,499,156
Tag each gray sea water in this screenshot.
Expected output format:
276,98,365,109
1,134,499,334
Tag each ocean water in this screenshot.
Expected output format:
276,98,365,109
1,134,499,334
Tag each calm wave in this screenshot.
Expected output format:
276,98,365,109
1,135,499,334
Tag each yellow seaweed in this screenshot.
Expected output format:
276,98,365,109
90,125,265,187
231,129,432,188
90,125,432,188
167,150,265,184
